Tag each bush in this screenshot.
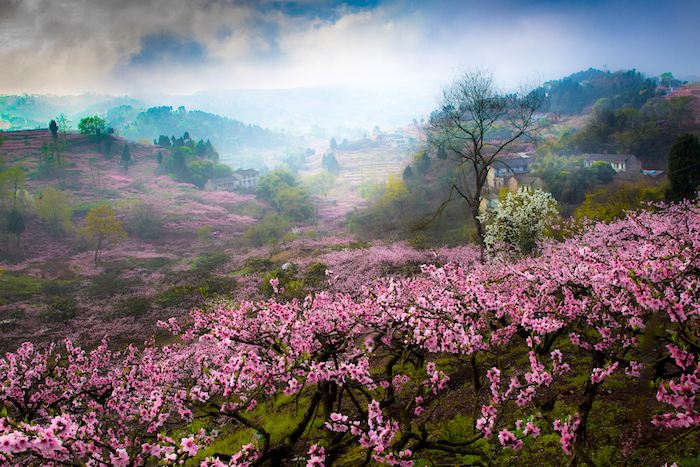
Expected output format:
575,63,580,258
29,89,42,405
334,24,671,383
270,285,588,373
41,297,79,322
114,296,152,318
575,181,666,222
260,263,307,300
199,275,237,297
191,252,229,274
303,262,328,288
243,214,290,247
156,285,197,308
87,270,141,298
242,258,275,273
41,280,76,297
125,203,164,240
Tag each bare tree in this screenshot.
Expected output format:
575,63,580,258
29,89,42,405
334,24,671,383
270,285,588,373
428,68,543,258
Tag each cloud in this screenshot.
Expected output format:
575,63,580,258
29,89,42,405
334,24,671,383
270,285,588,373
127,32,212,67
0,0,698,95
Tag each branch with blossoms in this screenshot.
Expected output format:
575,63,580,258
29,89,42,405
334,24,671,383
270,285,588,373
0,339,213,465
1,201,698,466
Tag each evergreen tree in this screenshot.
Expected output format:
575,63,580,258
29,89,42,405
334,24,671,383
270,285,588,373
6,208,25,255
49,120,58,139
121,144,132,171
667,133,700,201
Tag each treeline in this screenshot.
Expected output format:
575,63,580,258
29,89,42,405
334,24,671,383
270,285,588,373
156,132,232,188
244,169,314,246
557,95,698,168
541,68,669,115
121,106,290,152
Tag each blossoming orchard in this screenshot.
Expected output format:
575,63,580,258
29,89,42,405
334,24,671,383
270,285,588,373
1,201,698,465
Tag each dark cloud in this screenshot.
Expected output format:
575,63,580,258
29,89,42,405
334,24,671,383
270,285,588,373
0,0,698,94
127,32,212,67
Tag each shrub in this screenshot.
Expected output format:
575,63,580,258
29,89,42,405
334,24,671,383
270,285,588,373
303,262,328,288
243,214,290,247
125,203,164,240
243,258,275,273
199,275,237,297
191,252,229,274
259,263,312,300
114,296,152,318
156,285,197,307
41,297,79,322
86,270,141,298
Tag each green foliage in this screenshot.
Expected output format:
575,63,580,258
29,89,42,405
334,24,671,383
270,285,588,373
303,262,328,288
160,133,231,188
562,96,698,168
414,151,431,176
41,297,79,322
0,167,28,210
191,252,229,274
243,213,290,247
80,204,127,262
199,275,237,297
121,106,288,154
666,133,700,201
86,269,142,298
531,153,616,209
541,68,658,115
242,257,275,273
120,143,131,170
124,202,163,240
156,284,198,308
196,224,212,243
575,180,666,222
348,162,475,246
260,263,307,300
49,119,58,138
5,208,25,237
35,187,73,237
304,172,336,199
114,296,152,318
257,169,314,221
321,152,341,174
0,273,43,302
78,115,106,136
402,165,414,181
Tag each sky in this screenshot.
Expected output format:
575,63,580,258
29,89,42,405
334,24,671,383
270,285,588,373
1,0,699,96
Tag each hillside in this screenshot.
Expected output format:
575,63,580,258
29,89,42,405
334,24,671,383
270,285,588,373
669,82,700,124
0,130,266,350
120,106,295,166
0,129,456,352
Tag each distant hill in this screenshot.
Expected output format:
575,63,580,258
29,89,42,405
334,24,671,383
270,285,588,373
540,68,660,115
0,94,145,130
119,106,293,159
0,95,296,168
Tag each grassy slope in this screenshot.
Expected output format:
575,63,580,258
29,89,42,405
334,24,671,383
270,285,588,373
0,130,268,350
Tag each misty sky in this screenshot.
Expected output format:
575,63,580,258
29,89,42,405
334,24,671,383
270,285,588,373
1,0,699,96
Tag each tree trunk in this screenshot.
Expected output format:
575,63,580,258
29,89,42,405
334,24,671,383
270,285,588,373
94,237,102,264
471,202,486,263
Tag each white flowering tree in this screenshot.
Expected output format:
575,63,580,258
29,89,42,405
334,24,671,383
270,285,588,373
479,188,558,256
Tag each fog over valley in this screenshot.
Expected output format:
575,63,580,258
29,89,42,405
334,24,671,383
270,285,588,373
0,1,699,465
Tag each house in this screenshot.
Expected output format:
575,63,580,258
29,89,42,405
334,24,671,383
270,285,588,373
205,168,259,192
487,153,536,190
581,153,642,180
234,169,260,191
385,132,410,148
